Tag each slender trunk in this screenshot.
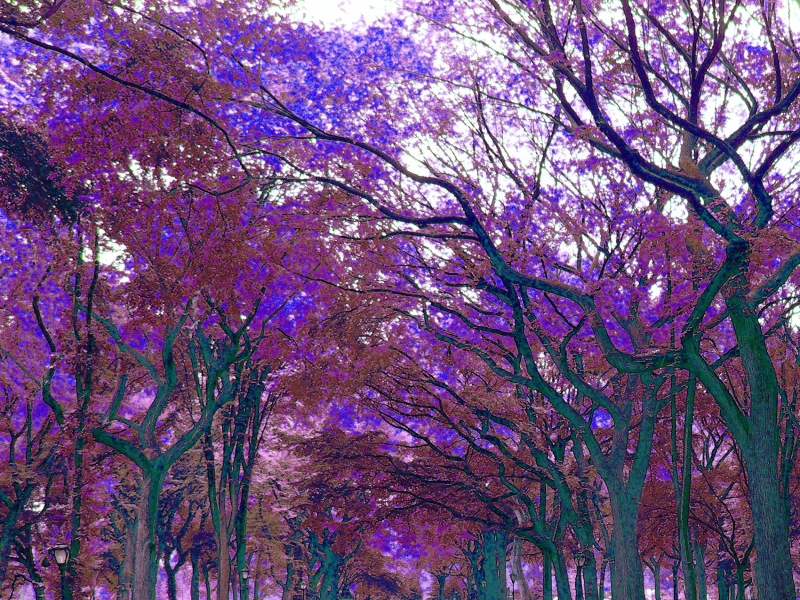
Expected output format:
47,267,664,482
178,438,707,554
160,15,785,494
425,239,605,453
437,574,447,600
539,482,552,600
597,560,606,600
608,492,645,600
551,551,572,600
672,379,697,600
235,499,250,600
119,515,137,599
65,408,88,600
205,562,213,600
191,550,200,600
542,554,552,600
693,543,707,600
0,504,24,587
217,523,231,600
648,564,661,600
672,563,679,600
166,562,179,600
717,561,731,600
509,535,532,600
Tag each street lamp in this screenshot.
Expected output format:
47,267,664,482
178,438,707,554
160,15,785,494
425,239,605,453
301,580,307,600
51,545,70,600
574,554,587,600
242,567,251,581
52,546,70,566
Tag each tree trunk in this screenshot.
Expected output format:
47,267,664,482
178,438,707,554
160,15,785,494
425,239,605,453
206,563,214,600
597,560,606,600
672,380,697,600
191,550,200,600
119,515,137,599
481,531,508,600
717,561,731,600
131,468,165,600
693,543,707,600
742,444,795,599
509,535,532,600
727,297,796,599
217,524,231,600
551,551,572,600
608,493,645,600
0,503,24,588
648,564,661,600
542,554,552,600
166,561,179,600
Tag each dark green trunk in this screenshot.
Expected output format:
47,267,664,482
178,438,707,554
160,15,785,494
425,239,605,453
542,554,552,600
672,380,697,600
551,551,572,600
191,550,200,600
436,574,447,600
727,298,796,599
481,531,508,600
608,493,645,600
717,561,731,600
693,543,707,600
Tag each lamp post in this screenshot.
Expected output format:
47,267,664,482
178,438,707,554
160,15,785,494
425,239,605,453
510,572,517,600
51,545,70,600
574,554,587,600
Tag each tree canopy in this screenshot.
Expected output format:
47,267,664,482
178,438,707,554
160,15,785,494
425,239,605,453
2,1,800,599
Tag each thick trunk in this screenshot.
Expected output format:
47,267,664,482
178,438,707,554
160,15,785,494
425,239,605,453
727,297,795,599
742,444,795,598
131,469,165,600
119,516,137,599
481,531,507,600
608,493,645,600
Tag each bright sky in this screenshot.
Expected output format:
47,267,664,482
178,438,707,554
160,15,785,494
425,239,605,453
298,0,397,27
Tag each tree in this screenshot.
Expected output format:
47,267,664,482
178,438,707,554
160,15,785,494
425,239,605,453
4,1,800,599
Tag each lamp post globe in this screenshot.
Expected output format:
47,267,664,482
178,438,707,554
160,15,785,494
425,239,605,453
51,545,70,566
242,567,250,581
51,545,70,600
574,553,587,600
